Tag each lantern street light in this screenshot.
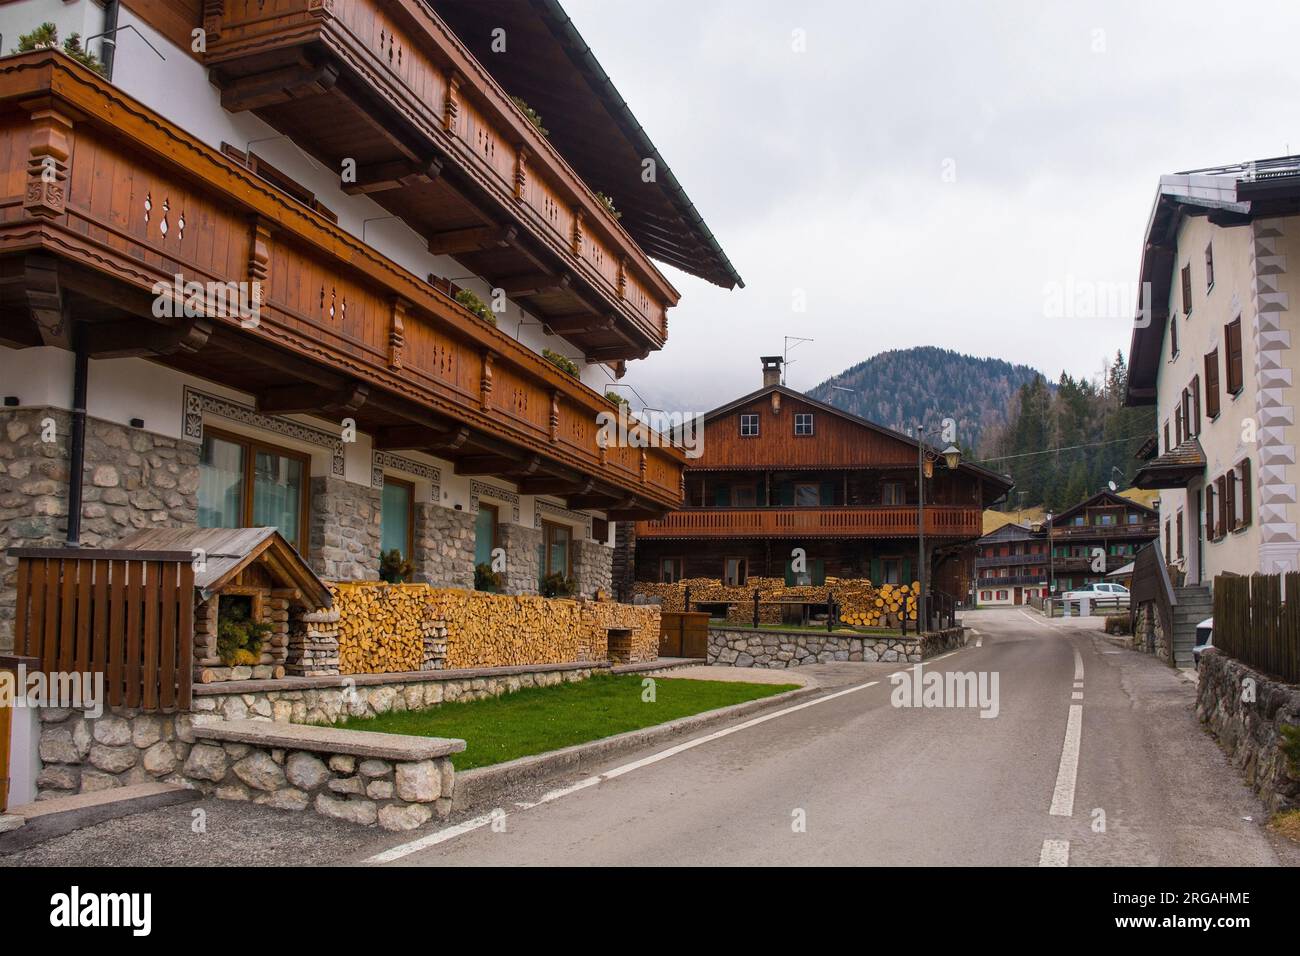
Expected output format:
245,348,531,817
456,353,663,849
916,425,962,633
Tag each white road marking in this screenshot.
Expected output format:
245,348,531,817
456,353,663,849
975,636,983,647
1049,704,1084,817
1071,691,1083,700
365,678,882,864
1039,839,1070,867
1073,647,1084,681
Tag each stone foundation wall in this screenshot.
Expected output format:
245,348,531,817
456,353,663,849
1133,602,1171,664
413,503,475,589
709,626,965,668
0,408,199,652
32,663,598,806
573,538,612,598
498,521,541,595
1196,650,1300,814
308,476,381,581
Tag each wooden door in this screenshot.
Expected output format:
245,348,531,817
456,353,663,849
1014,587,1023,605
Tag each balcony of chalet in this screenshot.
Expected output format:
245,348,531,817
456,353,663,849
0,52,682,517
202,0,677,363
635,468,983,539
1049,520,1159,540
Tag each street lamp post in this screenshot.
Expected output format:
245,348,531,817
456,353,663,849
1046,510,1055,600
915,423,962,632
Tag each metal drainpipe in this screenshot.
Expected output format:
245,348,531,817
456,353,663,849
100,0,120,81
65,343,89,547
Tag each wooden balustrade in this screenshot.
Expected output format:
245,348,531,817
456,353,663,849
636,506,983,539
0,53,684,511
204,0,673,348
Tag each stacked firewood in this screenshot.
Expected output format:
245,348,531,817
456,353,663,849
635,577,919,626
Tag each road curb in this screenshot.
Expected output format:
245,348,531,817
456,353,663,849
451,682,824,812
0,783,201,854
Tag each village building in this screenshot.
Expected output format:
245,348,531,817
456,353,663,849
0,0,741,651
619,357,1013,604
1126,157,1300,584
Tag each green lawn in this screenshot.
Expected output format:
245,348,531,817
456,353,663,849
329,674,799,770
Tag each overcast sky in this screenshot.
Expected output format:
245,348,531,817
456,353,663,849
565,0,1300,413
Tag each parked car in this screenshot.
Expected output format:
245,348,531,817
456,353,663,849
1062,582,1130,601
1192,617,1214,665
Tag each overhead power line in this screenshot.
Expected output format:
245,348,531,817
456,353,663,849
975,433,1150,464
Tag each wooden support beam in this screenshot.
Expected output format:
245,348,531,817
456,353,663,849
566,491,626,510
454,453,541,477
541,313,613,335
342,159,442,196
256,381,369,416
218,61,340,112
519,475,594,497
496,271,571,297
82,315,214,359
427,224,517,256
372,423,469,452
584,344,650,362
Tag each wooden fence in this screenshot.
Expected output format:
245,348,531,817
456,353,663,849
1212,573,1300,684
10,549,195,711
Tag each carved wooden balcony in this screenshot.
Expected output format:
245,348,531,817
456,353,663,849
0,52,684,516
203,0,677,362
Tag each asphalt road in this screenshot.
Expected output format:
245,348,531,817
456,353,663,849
353,607,1297,867
6,607,1295,867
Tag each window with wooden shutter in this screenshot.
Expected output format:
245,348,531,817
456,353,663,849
1204,350,1220,418
1170,312,1179,358
1205,241,1214,290
1225,318,1243,393
1224,467,1237,532
1216,474,1228,538
1191,375,1201,435
1164,520,1170,558
1205,482,1216,541
1237,458,1252,528
1175,405,1184,445
1175,510,1184,559
1181,264,1192,315
1163,421,1170,452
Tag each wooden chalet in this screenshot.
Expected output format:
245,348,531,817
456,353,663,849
1045,490,1159,593
0,0,741,649
627,358,1014,596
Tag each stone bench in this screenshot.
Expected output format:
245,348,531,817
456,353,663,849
187,718,465,831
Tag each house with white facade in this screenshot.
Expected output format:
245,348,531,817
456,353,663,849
0,0,741,650
1126,157,1299,584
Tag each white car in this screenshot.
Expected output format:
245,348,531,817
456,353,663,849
1062,582,1130,601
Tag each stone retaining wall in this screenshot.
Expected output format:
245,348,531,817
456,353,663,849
32,662,599,808
708,626,965,668
186,725,455,831
1196,650,1300,814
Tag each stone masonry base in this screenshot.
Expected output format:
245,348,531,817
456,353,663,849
708,626,965,668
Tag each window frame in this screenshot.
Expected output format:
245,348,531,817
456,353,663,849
199,426,312,555
541,520,573,579
739,413,760,438
381,475,416,563
793,412,815,436
723,556,748,587
659,556,685,584
1204,349,1220,419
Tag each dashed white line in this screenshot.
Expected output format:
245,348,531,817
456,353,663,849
1039,839,1070,867
1049,704,1084,817
365,677,882,864
1071,691,1083,700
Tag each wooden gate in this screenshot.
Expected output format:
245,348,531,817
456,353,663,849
658,611,710,659
10,549,195,712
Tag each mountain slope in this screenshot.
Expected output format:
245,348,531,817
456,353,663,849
807,347,1046,451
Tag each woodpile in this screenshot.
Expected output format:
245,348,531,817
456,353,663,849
289,607,342,677
635,577,919,627
327,583,659,674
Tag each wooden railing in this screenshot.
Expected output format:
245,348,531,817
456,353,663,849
1213,573,1300,684
0,53,684,509
9,549,195,712
636,506,982,539
205,0,673,344
1050,521,1159,539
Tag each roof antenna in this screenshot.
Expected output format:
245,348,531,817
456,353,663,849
783,335,814,386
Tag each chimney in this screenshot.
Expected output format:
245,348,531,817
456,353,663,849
761,355,783,388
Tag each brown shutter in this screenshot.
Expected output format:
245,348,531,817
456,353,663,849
1176,510,1184,558
1191,374,1201,435
1163,421,1170,452
1205,241,1214,289
1204,350,1220,418
1238,458,1252,529
1205,483,1215,540
1225,468,1237,532
1181,264,1192,315
1171,312,1179,358
1225,319,1243,393
1216,475,1228,537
